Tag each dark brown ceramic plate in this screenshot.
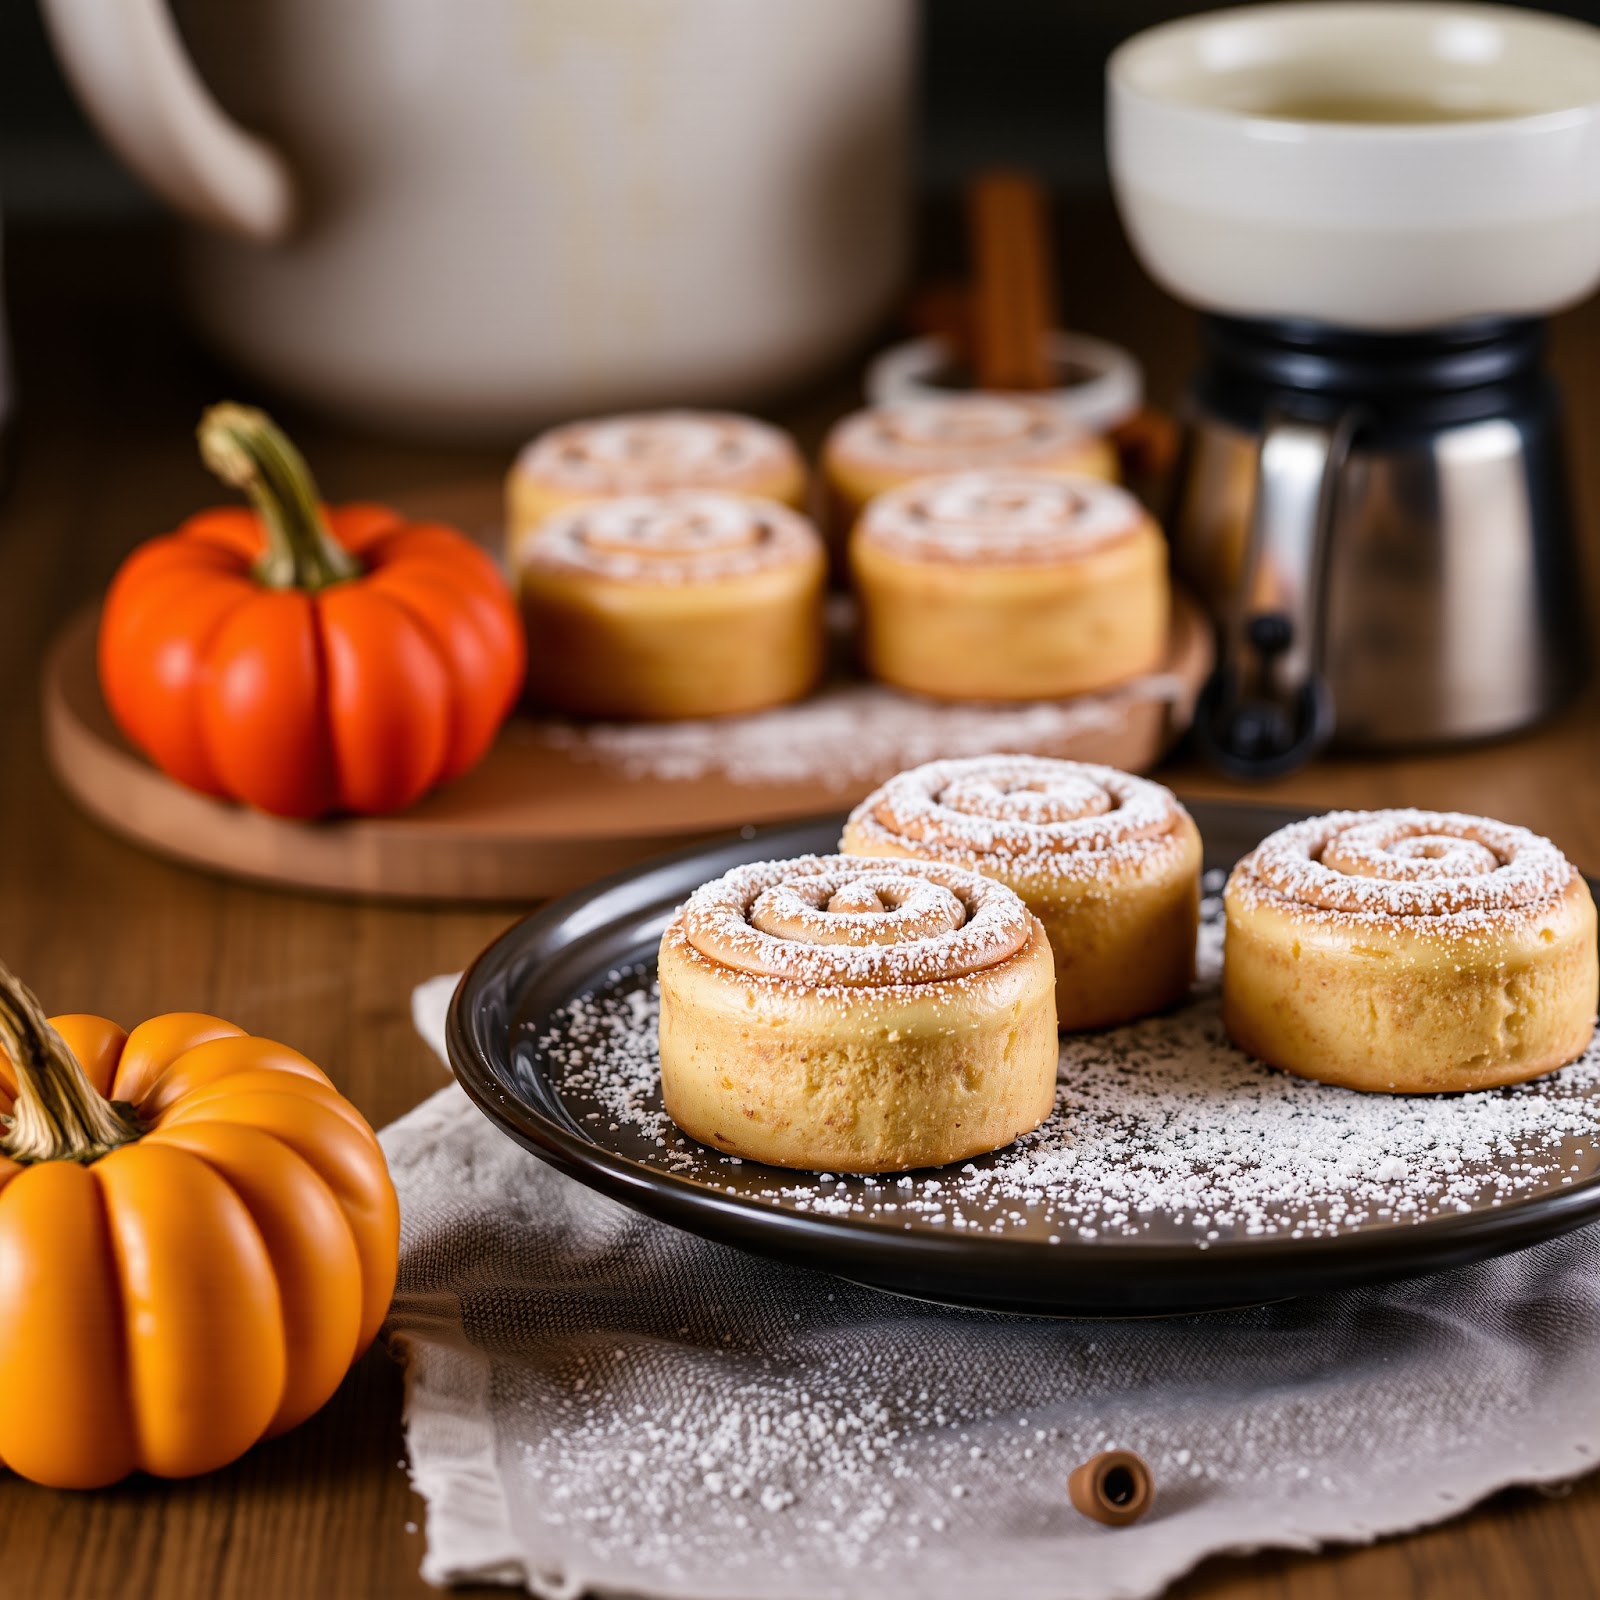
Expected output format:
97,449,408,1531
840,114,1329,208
446,801,1600,1316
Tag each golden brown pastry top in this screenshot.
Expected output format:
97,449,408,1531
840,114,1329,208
825,396,1095,477
516,410,801,495
846,755,1194,883
675,854,1035,992
1227,809,1581,933
854,470,1147,566
520,492,822,584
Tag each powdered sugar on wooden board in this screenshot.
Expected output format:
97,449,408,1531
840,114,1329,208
539,673,1187,789
536,878,1600,1245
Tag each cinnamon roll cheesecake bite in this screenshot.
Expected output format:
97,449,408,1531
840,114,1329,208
1224,809,1599,1093
518,491,825,720
843,756,1201,1030
507,410,806,561
850,470,1169,701
822,394,1118,546
658,855,1059,1172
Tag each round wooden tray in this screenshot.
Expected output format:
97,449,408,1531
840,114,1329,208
43,485,1212,902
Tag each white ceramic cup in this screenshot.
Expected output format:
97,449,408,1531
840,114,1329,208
42,0,915,436
1108,1,1600,329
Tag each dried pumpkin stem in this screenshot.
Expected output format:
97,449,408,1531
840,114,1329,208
198,402,362,593
0,963,141,1164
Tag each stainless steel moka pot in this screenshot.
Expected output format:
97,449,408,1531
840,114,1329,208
1106,2,1600,776
1173,316,1587,775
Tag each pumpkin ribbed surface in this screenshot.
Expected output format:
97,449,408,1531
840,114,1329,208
0,1009,398,1488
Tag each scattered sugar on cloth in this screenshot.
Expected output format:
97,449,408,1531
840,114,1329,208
385,970,1600,1600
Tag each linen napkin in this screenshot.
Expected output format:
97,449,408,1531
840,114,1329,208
385,973,1600,1599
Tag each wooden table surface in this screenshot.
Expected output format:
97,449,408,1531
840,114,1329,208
2,209,1599,1600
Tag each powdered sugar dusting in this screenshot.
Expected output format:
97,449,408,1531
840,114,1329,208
679,854,1034,989
517,410,799,495
536,878,1600,1245
520,492,820,584
859,472,1141,566
538,673,1187,789
1234,808,1578,932
512,1349,1228,1585
846,755,1192,881
825,396,1095,475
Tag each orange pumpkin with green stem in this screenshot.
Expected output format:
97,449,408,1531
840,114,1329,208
0,963,399,1489
98,403,525,818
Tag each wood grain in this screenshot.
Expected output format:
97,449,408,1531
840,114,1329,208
3,201,1600,1599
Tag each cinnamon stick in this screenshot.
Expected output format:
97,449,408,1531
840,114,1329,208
967,170,1057,391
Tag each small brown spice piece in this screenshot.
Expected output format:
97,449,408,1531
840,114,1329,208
1067,1450,1154,1526
1110,407,1180,495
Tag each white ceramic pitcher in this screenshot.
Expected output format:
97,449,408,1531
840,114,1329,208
43,0,915,436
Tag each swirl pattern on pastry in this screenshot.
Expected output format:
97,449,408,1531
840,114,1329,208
1232,809,1577,926
857,471,1144,564
522,492,820,583
845,756,1191,876
517,411,799,494
828,396,1092,474
680,854,1034,989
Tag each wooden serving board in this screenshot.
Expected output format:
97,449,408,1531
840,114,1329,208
42,483,1213,902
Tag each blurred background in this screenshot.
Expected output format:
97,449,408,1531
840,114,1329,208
5,0,1600,222
5,0,1600,773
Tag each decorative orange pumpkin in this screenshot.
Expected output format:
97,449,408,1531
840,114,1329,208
0,964,400,1489
98,403,525,819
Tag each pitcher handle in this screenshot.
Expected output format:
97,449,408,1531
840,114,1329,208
41,0,295,241
1191,405,1362,779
